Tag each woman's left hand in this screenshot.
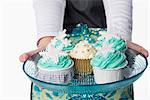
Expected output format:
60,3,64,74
126,40,149,57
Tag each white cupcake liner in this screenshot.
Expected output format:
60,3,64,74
93,67,125,84
36,62,74,84
24,60,38,77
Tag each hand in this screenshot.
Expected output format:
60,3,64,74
126,40,149,57
19,36,54,62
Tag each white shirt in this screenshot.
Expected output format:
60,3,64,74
33,0,132,41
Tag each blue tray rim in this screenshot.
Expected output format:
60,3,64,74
23,53,148,87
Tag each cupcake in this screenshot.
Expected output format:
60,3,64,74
91,44,128,84
69,40,97,74
95,33,127,52
37,46,74,84
37,31,74,84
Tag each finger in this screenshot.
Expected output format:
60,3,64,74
19,53,29,62
19,46,46,62
26,47,44,56
127,41,149,57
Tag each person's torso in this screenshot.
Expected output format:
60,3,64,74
63,0,107,31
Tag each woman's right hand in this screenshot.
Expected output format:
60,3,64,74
19,36,54,62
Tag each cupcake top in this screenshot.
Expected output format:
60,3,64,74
49,29,75,52
95,33,127,52
67,23,102,44
69,40,97,59
91,44,127,70
37,30,75,69
38,43,73,70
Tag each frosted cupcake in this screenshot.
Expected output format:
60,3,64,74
95,33,127,52
37,45,74,84
69,40,96,74
37,30,74,84
91,44,128,84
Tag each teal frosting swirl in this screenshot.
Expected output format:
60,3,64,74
108,37,127,51
62,45,75,51
91,50,127,69
95,37,127,52
38,56,72,69
51,39,75,52
53,40,62,48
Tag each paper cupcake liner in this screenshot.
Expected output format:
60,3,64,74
93,67,124,84
72,58,93,74
36,63,74,84
24,60,38,77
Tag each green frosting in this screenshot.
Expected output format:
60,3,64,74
95,37,126,52
91,50,127,69
38,56,72,69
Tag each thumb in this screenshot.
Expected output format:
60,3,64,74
19,53,30,62
126,40,149,57
19,46,46,62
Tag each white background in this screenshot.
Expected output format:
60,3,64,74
0,0,150,99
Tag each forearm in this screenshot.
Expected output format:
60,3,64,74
33,0,66,43
102,0,133,41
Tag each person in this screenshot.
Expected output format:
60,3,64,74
19,0,148,99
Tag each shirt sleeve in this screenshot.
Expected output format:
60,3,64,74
33,0,66,42
102,0,133,41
